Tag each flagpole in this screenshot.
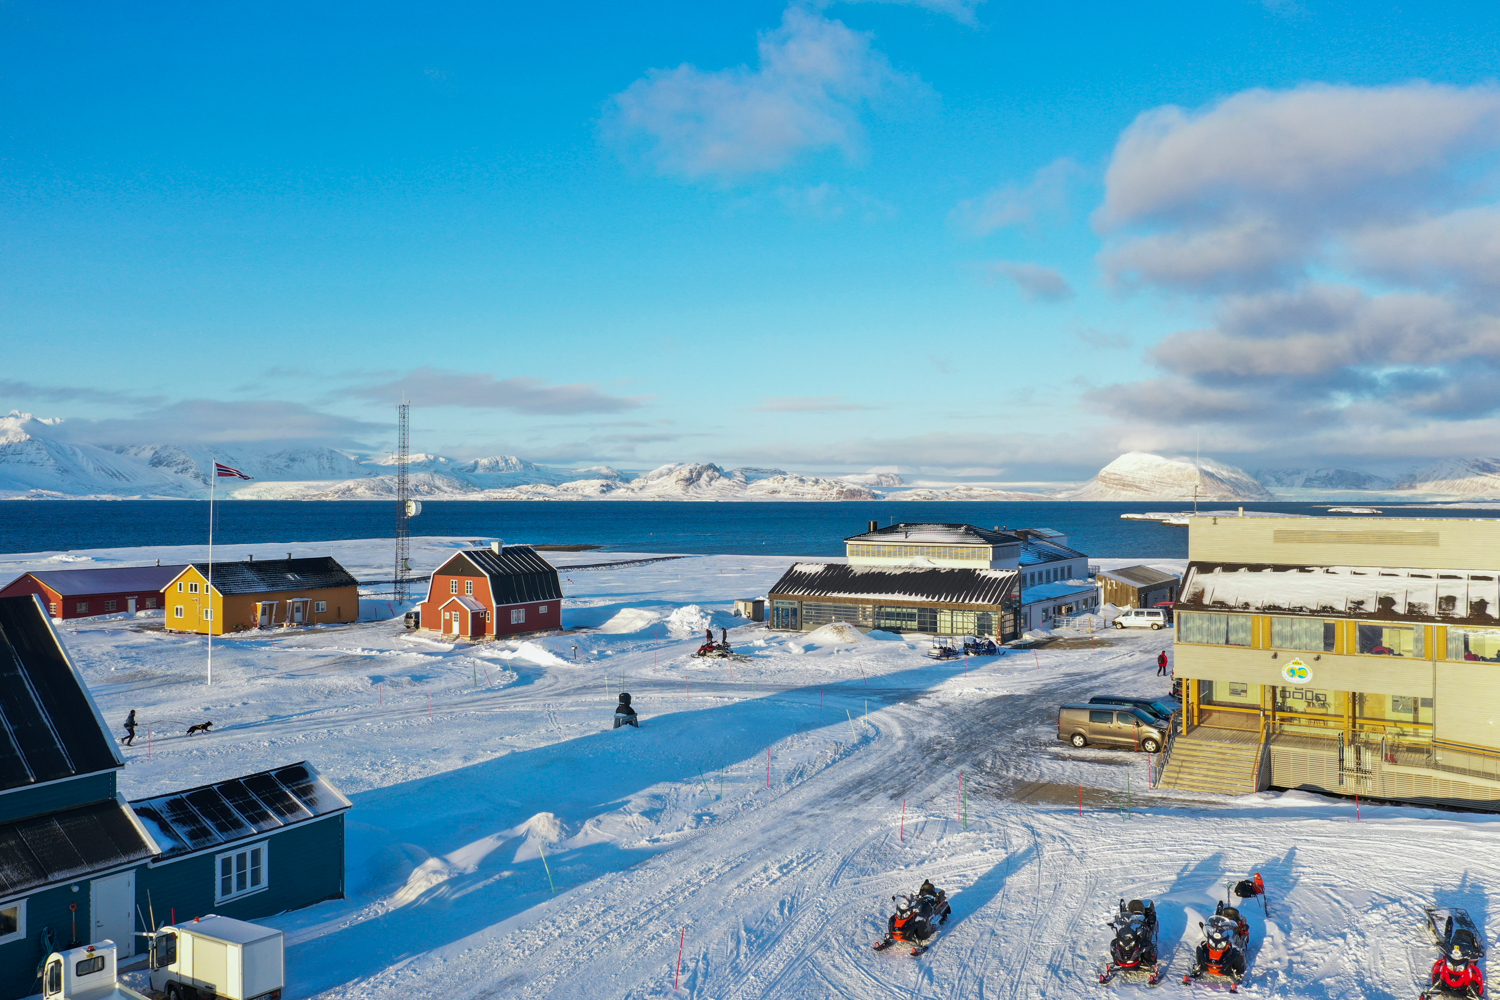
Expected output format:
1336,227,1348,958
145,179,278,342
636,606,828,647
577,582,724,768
207,458,214,686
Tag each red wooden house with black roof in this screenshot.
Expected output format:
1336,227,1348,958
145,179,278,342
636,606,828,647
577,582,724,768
0,564,188,619
418,542,563,638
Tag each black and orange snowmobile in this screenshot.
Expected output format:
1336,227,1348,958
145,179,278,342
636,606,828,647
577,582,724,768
874,882,951,956
1100,897,1163,986
1422,906,1486,999
1182,897,1250,992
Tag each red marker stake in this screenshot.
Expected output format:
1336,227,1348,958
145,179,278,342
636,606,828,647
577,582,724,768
1356,794,1361,821
900,799,906,842
1033,650,1040,671
674,926,686,990
860,662,867,685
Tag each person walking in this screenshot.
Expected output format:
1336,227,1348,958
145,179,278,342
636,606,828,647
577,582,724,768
122,709,137,747
1156,650,1169,676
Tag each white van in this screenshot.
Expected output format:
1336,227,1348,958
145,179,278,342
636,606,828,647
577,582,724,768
1113,608,1169,630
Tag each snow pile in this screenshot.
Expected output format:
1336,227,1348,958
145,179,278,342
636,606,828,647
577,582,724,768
802,622,865,644
1060,452,1274,501
595,608,666,634
664,603,740,637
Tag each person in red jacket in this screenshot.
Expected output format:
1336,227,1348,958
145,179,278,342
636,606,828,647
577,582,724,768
1156,650,1169,676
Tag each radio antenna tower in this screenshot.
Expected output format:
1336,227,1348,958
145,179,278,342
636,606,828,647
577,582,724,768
394,401,411,602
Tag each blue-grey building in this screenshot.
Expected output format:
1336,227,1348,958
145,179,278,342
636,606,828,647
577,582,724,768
0,595,348,1000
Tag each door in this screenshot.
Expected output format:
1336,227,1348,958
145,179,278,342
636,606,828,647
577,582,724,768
91,870,135,956
126,597,136,613
291,601,305,623
1086,709,1117,745
259,603,274,626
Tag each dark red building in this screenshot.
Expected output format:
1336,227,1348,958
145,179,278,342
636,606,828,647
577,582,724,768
418,543,563,638
0,564,188,619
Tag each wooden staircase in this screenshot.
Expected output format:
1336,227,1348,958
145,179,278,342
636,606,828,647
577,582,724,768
1158,727,1267,795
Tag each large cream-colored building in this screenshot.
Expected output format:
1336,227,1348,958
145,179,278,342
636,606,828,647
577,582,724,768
1160,515,1500,810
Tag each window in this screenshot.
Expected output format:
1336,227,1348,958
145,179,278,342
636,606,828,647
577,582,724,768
1178,612,1252,646
1447,627,1500,662
772,601,799,630
1357,693,1434,725
1202,680,1261,707
45,960,60,996
1357,624,1422,657
174,606,185,619
75,956,105,977
177,582,184,593
144,597,156,609
450,579,459,594
215,843,267,902
152,932,177,969
1088,710,1113,724
76,602,89,614
202,608,213,621
1271,617,1335,652
314,601,326,613
48,602,57,615
539,605,548,614
1276,686,1338,716
510,608,526,624
189,582,199,594
0,899,23,945
464,580,473,595
104,600,117,612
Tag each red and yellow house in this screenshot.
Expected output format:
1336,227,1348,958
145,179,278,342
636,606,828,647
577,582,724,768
418,543,562,639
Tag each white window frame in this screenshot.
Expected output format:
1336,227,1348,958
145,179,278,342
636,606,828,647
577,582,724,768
104,600,117,612
189,582,199,594
314,601,327,613
76,602,88,614
539,605,548,614
48,602,58,615
177,582,184,593
449,579,458,594
202,608,214,621
464,580,474,595
214,842,268,903
0,898,24,946
174,606,185,619
510,608,526,625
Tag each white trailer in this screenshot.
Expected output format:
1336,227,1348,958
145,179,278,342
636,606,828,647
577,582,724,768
41,940,153,1000
146,916,284,1000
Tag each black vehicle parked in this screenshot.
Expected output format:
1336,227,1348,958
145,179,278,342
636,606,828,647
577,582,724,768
1088,695,1176,725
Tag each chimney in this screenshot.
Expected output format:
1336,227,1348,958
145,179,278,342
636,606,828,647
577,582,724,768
155,558,160,567
287,552,292,561
868,520,878,533
248,554,254,562
491,541,503,554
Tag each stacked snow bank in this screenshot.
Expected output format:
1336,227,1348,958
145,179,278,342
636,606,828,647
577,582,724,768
665,604,742,637
803,622,865,644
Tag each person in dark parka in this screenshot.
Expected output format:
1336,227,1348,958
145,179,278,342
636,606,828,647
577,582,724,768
122,709,137,747
614,692,639,728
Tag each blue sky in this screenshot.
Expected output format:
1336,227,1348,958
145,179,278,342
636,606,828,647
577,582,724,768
6,1,1500,481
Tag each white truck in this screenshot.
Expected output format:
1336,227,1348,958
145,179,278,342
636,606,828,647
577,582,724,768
42,941,153,1000
146,916,284,1000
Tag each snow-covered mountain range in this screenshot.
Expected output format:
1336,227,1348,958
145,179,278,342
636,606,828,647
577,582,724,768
11,409,1500,502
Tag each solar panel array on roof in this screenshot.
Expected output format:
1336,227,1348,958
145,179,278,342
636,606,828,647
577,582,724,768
186,557,359,596
0,596,122,791
0,799,155,897
130,761,350,859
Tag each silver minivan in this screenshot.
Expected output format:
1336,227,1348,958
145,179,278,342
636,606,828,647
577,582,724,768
1057,703,1165,753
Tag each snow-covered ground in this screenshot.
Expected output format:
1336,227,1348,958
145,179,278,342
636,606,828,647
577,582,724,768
25,539,1493,999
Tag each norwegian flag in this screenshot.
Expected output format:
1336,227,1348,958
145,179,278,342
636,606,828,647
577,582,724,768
214,462,252,480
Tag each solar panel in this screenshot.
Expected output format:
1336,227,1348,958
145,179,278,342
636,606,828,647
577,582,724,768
217,779,280,832
130,804,190,855
160,797,221,851
0,638,68,782
16,817,89,877
184,788,253,840
0,828,45,895
243,772,312,822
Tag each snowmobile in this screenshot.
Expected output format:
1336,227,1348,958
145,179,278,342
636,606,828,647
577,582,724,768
1422,906,1486,999
1099,898,1163,986
1182,897,1250,992
873,883,952,956
925,640,962,660
694,628,733,658
963,638,1000,656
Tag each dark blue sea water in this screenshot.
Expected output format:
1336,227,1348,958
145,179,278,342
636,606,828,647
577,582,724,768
1,500,1493,559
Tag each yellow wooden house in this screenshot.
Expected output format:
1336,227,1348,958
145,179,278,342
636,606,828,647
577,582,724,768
161,556,360,635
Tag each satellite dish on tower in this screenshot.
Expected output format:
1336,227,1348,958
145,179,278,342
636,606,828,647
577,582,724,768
405,499,422,517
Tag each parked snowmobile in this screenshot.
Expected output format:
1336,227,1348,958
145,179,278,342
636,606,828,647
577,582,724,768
963,637,1000,656
926,640,962,660
874,881,952,956
1100,898,1163,986
694,628,734,658
1183,898,1250,992
1422,906,1486,999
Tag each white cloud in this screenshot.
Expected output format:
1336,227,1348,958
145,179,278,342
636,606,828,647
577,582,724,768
353,368,646,415
46,400,383,447
951,157,1080,235
1088,82,1500,464
605,7,918,179
986,260,1074,302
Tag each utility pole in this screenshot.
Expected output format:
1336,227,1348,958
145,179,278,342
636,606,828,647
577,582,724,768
395,402,411,602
